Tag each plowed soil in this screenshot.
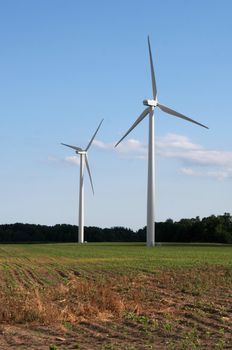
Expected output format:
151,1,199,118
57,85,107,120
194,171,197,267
0,265,231,349
0,244,231,349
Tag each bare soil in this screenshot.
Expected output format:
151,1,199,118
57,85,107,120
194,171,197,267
0,266,231,349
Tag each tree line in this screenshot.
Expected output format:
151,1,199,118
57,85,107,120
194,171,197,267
0,213,232,243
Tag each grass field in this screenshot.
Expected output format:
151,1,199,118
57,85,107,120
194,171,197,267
0,243,231,349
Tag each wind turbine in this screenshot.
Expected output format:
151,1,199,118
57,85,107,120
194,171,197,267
115,36,208,247
61,119,103,243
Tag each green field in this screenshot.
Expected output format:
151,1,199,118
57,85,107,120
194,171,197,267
1,242,232,269
0,243,231,350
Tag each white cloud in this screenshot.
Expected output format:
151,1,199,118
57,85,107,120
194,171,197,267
180,167,232,181
94,134,232,167
48,155,80,166
157,133,203,151
93,140,114,150
64,156,80,165
159,148,232,167
88,134,232,181
93,138,147,159
157,133,232,167
181,167,198,176
117,139,147,155
156,133,232,181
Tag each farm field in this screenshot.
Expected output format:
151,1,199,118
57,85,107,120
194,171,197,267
0,243,231,350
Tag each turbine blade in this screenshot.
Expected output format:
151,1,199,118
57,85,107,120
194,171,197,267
115,107,150,147
85,119,104,151
61,143,82,151
157,103,209,129
148,36,157,100
85,155,94,195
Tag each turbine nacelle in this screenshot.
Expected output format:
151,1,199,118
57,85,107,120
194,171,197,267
143,99,158,107
77,150,86,155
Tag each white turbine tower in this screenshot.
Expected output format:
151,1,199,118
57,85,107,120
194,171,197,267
115,36,208,247
61,119,103,243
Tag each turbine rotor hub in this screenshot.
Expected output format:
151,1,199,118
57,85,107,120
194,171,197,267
143,99,158,107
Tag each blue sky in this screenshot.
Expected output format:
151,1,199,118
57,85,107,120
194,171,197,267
1,0,232,229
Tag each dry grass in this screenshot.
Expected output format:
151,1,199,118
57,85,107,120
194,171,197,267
0,244,231,349
0,278,126,324
0,267,231,349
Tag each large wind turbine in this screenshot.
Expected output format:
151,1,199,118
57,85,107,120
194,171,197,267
61,119,103,243
115,37,208,247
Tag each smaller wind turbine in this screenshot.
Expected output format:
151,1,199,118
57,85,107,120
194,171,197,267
115,36,208,247
61,119,103,243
